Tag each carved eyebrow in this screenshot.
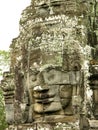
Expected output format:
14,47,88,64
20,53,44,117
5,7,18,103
39,1,62,8
40,3,48,8
50,0,64,5
51,2,61,6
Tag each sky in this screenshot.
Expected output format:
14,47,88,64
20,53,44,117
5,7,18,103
0,0,31,50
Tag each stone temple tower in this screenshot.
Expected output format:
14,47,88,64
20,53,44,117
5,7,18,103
1,0,98,130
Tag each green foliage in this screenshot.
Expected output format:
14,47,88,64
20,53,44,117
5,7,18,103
0,50,10,76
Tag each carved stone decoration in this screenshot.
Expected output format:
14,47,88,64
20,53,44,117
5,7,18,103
1,72,15,124
89,65,98,119
2,0,98,130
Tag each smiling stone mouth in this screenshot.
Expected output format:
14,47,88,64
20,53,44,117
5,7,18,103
33,92,55,104
35,97,54,104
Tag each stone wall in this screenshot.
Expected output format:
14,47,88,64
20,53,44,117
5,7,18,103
1,0,98,130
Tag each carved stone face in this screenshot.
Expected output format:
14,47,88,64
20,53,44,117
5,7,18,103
29,66,73,114
25,0,85,120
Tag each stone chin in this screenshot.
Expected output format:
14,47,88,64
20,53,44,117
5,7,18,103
34,102,62,113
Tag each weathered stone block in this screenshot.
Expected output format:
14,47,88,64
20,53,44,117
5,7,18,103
5,104,14,124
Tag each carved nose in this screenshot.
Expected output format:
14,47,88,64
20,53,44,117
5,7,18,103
33,85,49,92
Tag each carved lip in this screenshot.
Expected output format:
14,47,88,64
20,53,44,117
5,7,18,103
33,92,55,98
34,92,55,104
34,97,54,104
